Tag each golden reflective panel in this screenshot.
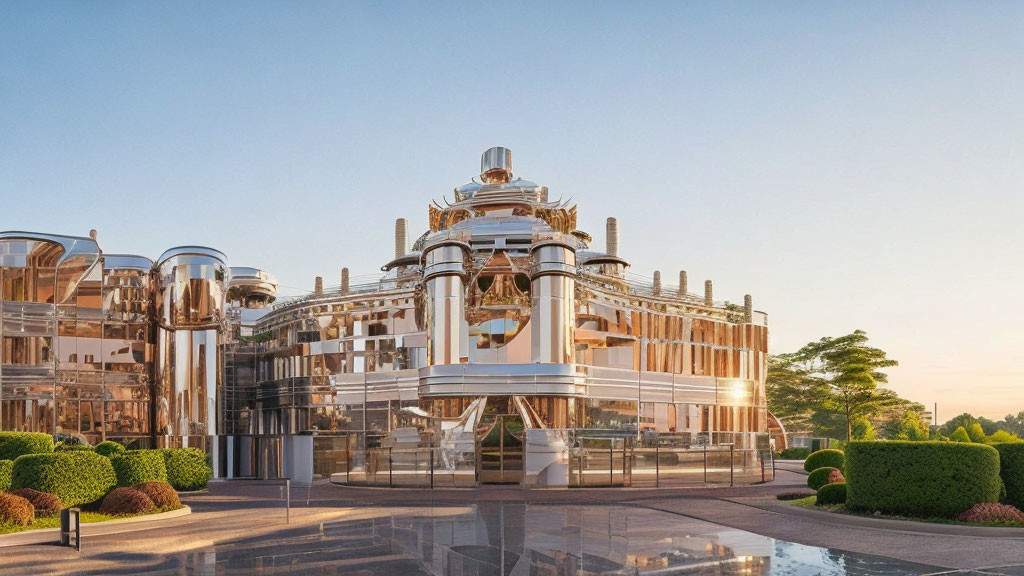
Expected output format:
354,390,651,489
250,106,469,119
1,149,771,483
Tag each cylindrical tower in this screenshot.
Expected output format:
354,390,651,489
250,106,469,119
530,239,577,364
605,217,619,257
395,218,408,259
422,241,469,365
155,246,228,451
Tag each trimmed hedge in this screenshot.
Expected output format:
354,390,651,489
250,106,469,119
779,447,811,460
11,451,117,507
0,460,12,492
995,443,1024,509
112,451,167,487
817,482,847,505
134,482,181,510
95,441,126,458
846,441,1001,517
9,488,62,516
808,467,841,491
160,448,212,492
804,449,845,473
99,487,154,516
0,493,34,527
0,432,53,461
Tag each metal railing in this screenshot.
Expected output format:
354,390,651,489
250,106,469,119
316,431,772,488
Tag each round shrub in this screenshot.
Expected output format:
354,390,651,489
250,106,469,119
160,448,212,491
0,432,54,461
133,482,181,510
958,502,1024,524
9,488,62,516
846,441,1001,518
112,450,167,487
95,441,126,458
54,442,94,452
808,467,841,491
98,487,155,516
0,492,35,527
995,443,1024,510
804,449,845,473
817,482,847,506
0,459,12,492
11,451,117,507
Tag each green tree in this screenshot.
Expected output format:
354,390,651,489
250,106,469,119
852,417,877,440
950,426,971,443
883,410,930,441
987,429,1023,444
940,413,978,436
791,330,899,441
765,354,827,433
967,422,987,443
1001,412,1024,436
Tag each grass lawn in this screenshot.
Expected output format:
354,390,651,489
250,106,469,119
0,506,183,535
784,496,1024,528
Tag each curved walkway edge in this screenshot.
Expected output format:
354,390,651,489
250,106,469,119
0,505,192,548
642,496,1024,571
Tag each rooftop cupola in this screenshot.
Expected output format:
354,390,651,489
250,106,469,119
480,146,513,184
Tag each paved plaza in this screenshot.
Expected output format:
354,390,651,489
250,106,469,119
0,466,1022,575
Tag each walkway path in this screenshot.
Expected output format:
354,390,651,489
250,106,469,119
1,468,1022,575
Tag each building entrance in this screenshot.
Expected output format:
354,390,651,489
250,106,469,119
477,414,524,484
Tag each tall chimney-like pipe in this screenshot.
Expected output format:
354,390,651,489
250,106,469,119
679,270,688,296
606,217,619,257
340,268,350,294
744,294,753,323
314,276,323,296
395,218,408,259
704,280,713,307
653,271,661,296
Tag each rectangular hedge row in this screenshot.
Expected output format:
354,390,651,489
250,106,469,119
995,443,1024,510
846,441,1001,518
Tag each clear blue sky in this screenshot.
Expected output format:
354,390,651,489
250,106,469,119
2,2,1022,420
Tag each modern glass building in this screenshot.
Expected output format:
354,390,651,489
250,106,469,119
0,148,771,486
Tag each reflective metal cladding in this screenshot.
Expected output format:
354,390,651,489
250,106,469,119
0,148,770,487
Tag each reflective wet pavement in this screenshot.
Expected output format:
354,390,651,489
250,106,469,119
68,502,985,575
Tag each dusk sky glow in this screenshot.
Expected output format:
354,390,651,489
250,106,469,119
2,2,1022,420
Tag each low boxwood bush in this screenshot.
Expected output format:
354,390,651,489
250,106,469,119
112,450,167,487
133,482,181,511
0,431,53,461
55,442,94,452
0,492,34,527
846,441,1001,517
9,488,62,516
958,502,1024,524
160,448,212,491
95,441,126,458
99,487,154,516
0,460,12,492
808,467,841,491
11,451,117,507
779,447,811,460
995,443,1024,509
817,482,847,505
804,449,845,473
